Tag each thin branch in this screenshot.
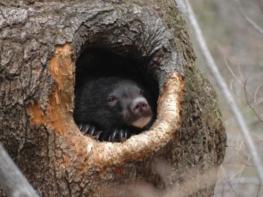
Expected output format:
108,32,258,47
243,81,263,124
219,166,239,196
223,57,263,124
223,58,242,85
235,0,263,35
0,144,39,197
243,15,263,35
254,83,263,105
180,0,263,184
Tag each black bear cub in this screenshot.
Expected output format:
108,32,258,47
74,76,154,142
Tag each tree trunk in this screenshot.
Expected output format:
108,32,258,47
0,0,226,196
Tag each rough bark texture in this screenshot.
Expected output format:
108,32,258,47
0,0,226,197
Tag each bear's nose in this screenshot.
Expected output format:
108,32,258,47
134,101,148,112
131,97,150,115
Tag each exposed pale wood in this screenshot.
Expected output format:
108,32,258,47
0,0,226,196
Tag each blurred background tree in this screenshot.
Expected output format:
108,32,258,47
189,0,263,196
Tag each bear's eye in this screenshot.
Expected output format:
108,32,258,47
139,90,144,95
107,95,118,103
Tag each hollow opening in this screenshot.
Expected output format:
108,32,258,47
73,47,159,142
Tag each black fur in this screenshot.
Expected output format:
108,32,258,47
74,76,154,142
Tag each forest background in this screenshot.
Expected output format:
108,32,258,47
190,0,263,196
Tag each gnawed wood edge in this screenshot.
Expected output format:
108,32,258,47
26,43,185,171
90,72,184,167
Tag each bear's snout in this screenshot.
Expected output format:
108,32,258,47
131,97,151,116
129,97,152,129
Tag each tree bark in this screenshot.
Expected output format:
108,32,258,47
0,0,226,196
